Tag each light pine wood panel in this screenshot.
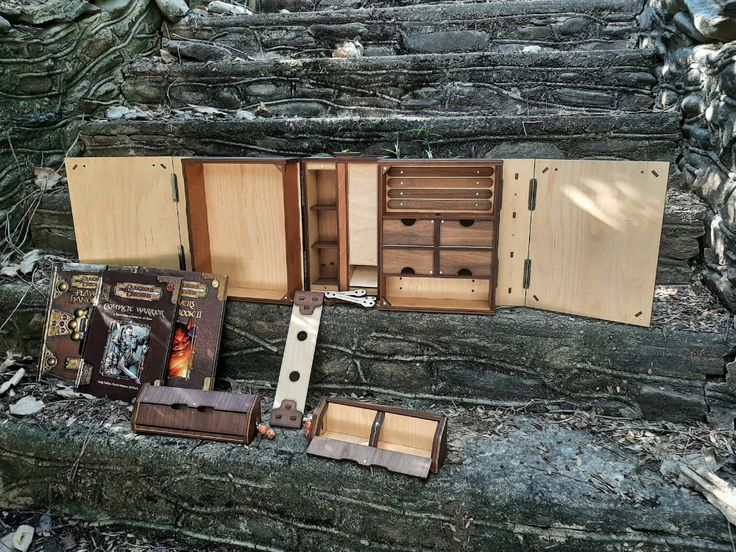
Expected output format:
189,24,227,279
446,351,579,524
66,156,184,269
495,159,534,307
273,301,323,413
384,276,491,312
202,163,288,294
527,160,669,326
347,163,378,267
377,413,437,458
322,403,375,443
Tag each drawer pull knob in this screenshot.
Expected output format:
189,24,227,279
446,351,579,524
459,220,475,227
400,218,416,226
457,268,473,277
400,267,415,275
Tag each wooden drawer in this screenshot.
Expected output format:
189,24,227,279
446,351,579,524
383,248,434,275
439,249,492,278
383,219,435,246
439,219,494,247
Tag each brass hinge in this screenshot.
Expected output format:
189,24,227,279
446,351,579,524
528,178,537,211
523,259,532,289
171,174,179,202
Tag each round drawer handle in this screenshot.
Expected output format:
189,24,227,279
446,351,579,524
400,218,416,226
400,267,415,275
459,220,475,227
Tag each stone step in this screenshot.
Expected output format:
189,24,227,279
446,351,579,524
0,277,730,429
122,50,657,117
80,111,679,160
0,386,731,551
168,0,644,60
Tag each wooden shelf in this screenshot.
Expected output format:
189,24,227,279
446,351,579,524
313,277,338,286
349,265,378,288
310,204,337,212
384,296,491,313
312,241,338,249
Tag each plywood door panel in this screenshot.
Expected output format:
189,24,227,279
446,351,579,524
201,163,288,295
495,159,534,307
66,156,183,269
527,160,669,326
347,163,378,266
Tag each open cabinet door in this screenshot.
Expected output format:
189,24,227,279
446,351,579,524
66,157,189,270
526,160,669,326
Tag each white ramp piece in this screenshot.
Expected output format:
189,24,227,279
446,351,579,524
271,291,324,428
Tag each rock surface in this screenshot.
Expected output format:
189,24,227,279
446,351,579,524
641,0,736,309
0,381,732,551
121,50,658,116
0,278,731,427
168,0,643,58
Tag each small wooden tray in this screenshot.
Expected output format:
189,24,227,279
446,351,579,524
132,384,262,445
307,397,448,478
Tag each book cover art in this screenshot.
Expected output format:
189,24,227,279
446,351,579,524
39,263,106,381
142,269,228,390
77,271,182,401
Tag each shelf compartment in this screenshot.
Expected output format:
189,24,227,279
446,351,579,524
383,276,491,313
349,265,378,289
312,241,338,249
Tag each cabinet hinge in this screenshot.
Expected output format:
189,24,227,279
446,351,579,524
522,259,532,289
171,174,179,203
528,178,537,211
178,246,186,271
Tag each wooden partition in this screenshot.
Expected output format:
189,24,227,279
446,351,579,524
66,156,190,270
183,158,303,303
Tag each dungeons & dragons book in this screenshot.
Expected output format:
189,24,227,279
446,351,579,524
77,271,182,401
142,268,228,390
39,263,106,381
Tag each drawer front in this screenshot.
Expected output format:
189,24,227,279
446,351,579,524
439,249,492,278
439,219,494,247
383,219,435,246
383,248,435,276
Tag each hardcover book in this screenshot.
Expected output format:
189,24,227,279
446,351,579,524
142,269,228,390
39,263,106,381
77,271,182,401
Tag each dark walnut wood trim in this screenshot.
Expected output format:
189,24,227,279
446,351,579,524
337,161,349,290
182,159,212,273
283,160,305,301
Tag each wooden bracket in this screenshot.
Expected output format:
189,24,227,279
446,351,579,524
271,291,324,428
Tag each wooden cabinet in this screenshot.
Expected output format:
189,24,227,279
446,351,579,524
304,156,380,293
66,156,671,325
378,160,503,314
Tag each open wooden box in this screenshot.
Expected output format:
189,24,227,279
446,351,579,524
307,397,448,478
182,158,304,303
